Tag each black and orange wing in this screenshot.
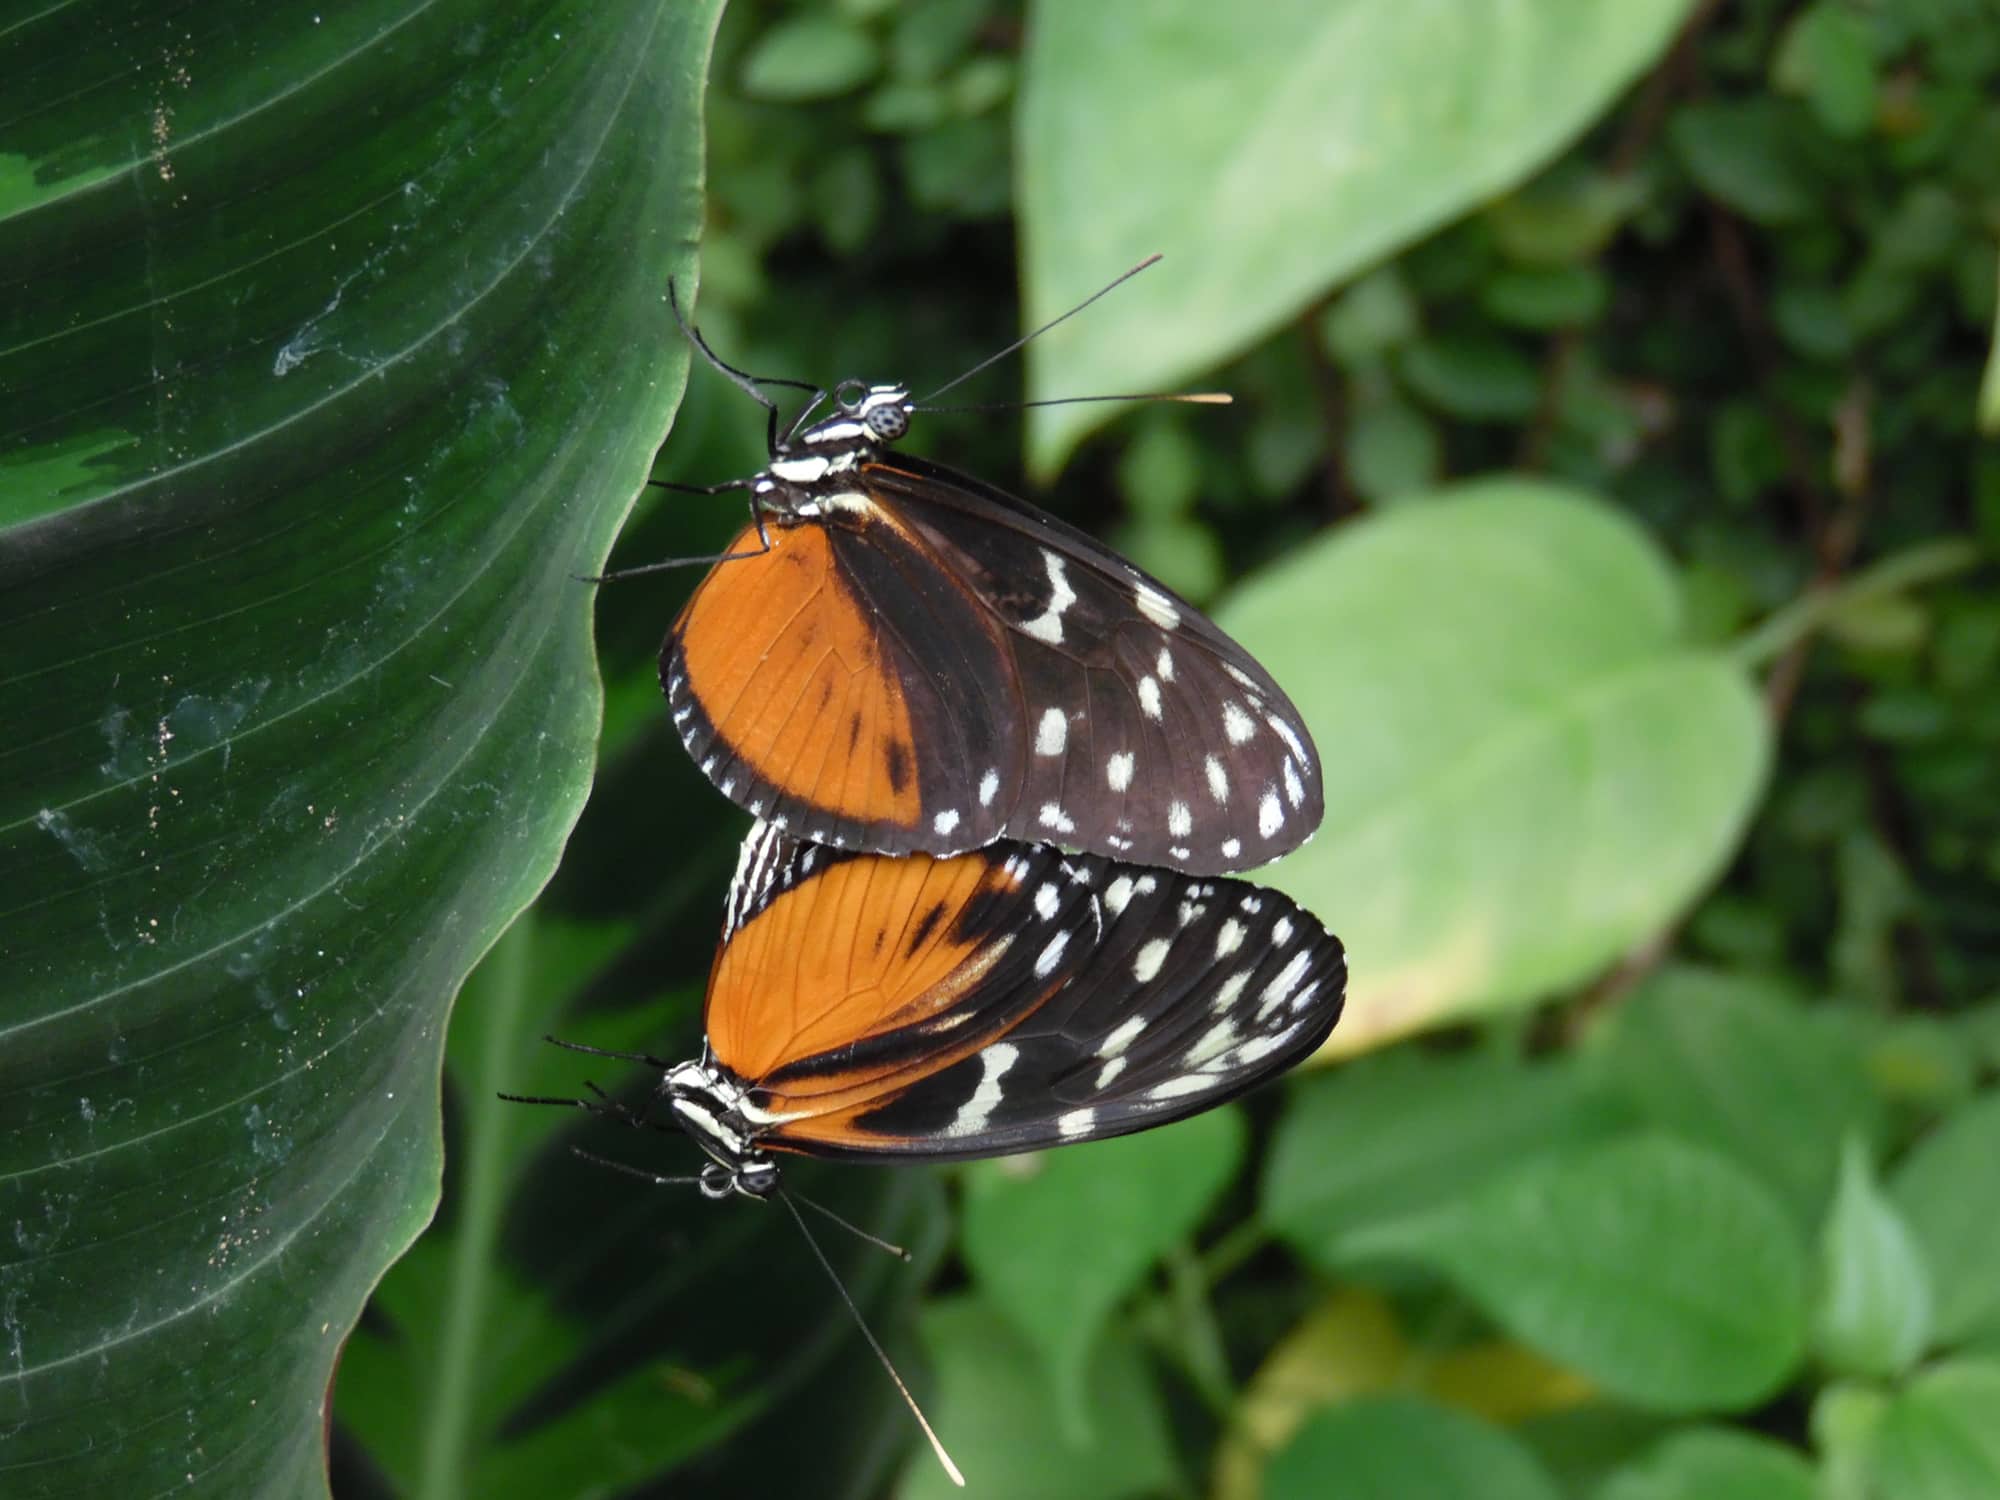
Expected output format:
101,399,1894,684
664,507,1023,856
662,458,1324,875
704,823,1345,1162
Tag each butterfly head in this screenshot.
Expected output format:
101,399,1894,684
660,1058,781,1199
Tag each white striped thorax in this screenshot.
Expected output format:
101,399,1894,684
660,1058,781,1199
752,379,914,511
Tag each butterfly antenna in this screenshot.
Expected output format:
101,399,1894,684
917,253,1164,405
776,1190,964,1488
539,1035,674,1069
791,1189,914,1262
667,280,819,408
914,391,1231,415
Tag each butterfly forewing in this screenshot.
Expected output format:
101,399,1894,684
873,454,1325,871
664,454,1324,874
667,511,1018,854
705,825,1344,1162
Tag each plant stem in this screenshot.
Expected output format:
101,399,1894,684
1732,540,1982,669
416,915,535,1500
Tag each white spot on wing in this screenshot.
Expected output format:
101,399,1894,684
1168,801,1192,837
1036,707,1068,757
1106,751,1135,792
1146,1075,1209,1101
1094,1055,1128,1088
1104,874,1134,914
947,1043,1021,1136
1034,883,1060,919
1215,919,1244,959
1034,930,1070,977
934,808,960,836
1020,550,1076,644
1134,582,1180,630
1057,1108,1096,1139
1220,837,1242,860
979,767,1000,806
1204,755,1229,804
1259,790,1284,837
1284,756,1305,808
1274,915,1294,945
1259,951,1313,1016
1268,715,1308,760
1132,937,1172,983
1223,702,1256,745
1039,802,1076,834
1100,1016,1147,1057
1138,676,1163,720
1156,646,1175,681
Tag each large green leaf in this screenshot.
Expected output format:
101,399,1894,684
1016,0,1696,472
1891,1089,2000,1345
1348,1136,1807,1412
0,2,721,1492
1586,966,1879,1227
1219,480,1771,1052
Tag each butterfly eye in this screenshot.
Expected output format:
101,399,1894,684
834,378,868,412
865,401,908,440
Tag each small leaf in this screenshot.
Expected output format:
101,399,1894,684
1399,333,1545,420
902,1297,1181,1500
1815,1136,1936,1378
1019,0,1699,472
1868,1360,2000,1500
1891,1089,2000,1344
1349,1137,1806,1411
1263,1050,1624,1270
1670,99,1819,224
1596,1427,1817,1500
959,1108,1244,1435
1266,1395,1563,1500
1773,3,1880,139
1483,266,1611,330
1344,393,1444,504
1586,965,1878,1227
739,16,881,101
1218,481,1771,1049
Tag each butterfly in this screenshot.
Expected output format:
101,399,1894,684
506,820,1345,1482
521,818,1344,1188
649,268,1325,877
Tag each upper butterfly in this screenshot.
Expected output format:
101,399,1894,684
655,277,1325,876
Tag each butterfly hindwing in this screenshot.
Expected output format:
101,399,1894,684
705,826,1344,1162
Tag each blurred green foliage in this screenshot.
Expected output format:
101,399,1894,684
338,0,2000,1496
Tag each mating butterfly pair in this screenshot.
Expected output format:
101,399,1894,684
514,268,1346,1484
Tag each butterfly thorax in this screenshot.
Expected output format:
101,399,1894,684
661,1058,781,1199
752,381,911,523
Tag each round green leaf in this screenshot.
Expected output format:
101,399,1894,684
1267,1395,1562,1500
1891,1089,2000,1345
1587,966,1878,1227
1218,481,1771,1051
0,1,720,1491
1869,1360,2000,1500
1262,1050,1625,1270
1349,1137,1807,1412
740,15,880,102
1017,0,1697,472
960,1108,1244,1436
1595,1427,1817,1500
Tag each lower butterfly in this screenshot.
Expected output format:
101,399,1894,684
505,821,1345,1484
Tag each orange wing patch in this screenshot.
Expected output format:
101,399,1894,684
674,521,922,830
704,849,1026,1096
